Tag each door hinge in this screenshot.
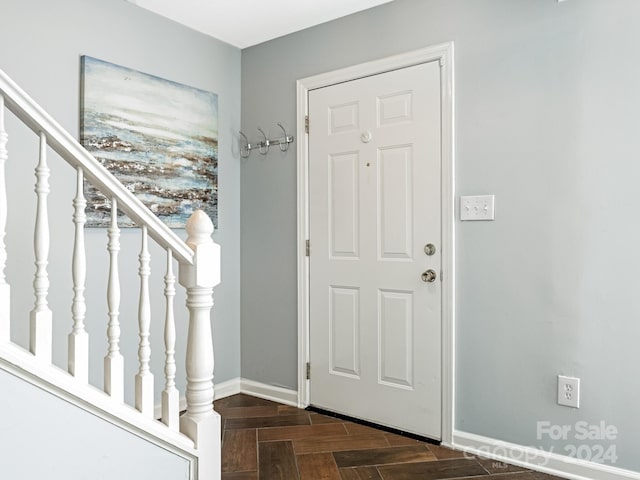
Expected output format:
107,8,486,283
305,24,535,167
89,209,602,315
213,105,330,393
306,239,310,257
305,115,309,134
306,362,311,380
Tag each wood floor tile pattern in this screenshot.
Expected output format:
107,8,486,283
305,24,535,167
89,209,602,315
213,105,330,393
216,394,566,480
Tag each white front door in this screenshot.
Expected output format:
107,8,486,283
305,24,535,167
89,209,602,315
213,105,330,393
308,60,442,439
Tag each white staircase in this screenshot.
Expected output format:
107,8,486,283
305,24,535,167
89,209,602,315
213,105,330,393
0,68,220,479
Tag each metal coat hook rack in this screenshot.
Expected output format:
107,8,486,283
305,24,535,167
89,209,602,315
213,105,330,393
239,123,294,158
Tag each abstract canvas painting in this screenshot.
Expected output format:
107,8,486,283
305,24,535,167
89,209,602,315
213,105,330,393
80,56,218,228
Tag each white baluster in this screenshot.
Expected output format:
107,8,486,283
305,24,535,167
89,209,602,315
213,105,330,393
179,210,220,480
162,248,179,430
135,225,153,417
68,167,88,382
29,132,52,362
0,95,9,343
104,199,123,401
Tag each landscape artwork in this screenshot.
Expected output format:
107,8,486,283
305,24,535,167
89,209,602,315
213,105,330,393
80,56,218,228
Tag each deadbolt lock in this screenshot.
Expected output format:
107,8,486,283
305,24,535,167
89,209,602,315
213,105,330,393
424,243,436,256
421,269,437,283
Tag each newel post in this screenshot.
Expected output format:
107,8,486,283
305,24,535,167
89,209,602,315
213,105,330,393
179,210,220,480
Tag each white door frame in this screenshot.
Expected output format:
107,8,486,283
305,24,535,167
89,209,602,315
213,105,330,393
296,42,455,445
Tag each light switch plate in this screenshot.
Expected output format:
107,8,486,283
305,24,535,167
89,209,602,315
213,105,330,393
460,195,495,221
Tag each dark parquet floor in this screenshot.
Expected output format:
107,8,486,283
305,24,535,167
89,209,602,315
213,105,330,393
214,394,566,480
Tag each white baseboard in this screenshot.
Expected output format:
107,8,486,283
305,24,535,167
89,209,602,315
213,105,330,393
215,377,298,406
239,378,298,406
154,377,297,418
214,377,242,400
453,430,640,480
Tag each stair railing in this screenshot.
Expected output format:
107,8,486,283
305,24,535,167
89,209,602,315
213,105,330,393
0,69,220,480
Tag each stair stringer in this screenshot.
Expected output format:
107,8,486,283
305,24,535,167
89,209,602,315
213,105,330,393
0,342,198,479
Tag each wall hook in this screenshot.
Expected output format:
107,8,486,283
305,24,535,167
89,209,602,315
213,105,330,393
238,123,294,158
257,127,269,155
239,131,251,158
277,123,289,152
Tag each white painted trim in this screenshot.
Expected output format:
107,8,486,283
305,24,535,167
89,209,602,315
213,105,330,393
439,43,456,448
215,377,242,400
240,378,298,407
454,430,640,480
296,77,311,410
296,42,455,443
152,377,290,420
153,378,242,419
0,343,197,479
154,396,188,422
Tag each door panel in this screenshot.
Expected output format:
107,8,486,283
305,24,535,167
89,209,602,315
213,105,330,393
329,153,360,258
308,60,442,439
329,286,360,377
378,145,413,259
379,289,413,388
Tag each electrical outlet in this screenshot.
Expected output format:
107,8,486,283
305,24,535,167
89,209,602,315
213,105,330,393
460,195,495,221
558,375,580,408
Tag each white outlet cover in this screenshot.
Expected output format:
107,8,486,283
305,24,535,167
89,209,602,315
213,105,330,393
558,375,580,408
460,195,495,221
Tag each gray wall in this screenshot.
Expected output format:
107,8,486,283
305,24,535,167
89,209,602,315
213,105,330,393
1,0,241,403
241,0,640,471
0,367,190,479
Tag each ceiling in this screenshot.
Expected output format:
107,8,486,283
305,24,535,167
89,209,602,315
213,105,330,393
127,0,393,49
